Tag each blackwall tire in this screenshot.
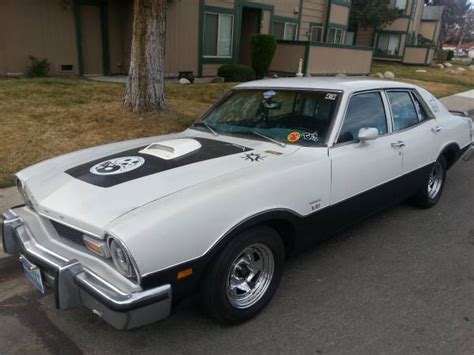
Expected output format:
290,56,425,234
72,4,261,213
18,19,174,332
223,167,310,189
200,226,285,324
412,156,447,209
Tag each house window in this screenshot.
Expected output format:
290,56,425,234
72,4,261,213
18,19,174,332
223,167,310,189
272,21,298,40
327,28,346,44
389,0,407,10
376,33,401,56
203,12,234,57
310,25,324,42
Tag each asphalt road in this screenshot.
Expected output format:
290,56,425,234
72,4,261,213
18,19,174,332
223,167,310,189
0,158,472,354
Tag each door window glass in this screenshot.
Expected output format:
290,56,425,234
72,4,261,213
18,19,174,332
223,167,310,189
387,91,419,131
338,92,388,143
411,93,429,121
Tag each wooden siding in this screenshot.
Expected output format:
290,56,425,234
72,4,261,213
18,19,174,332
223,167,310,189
329,4,349,26
382,18,409,32
419,21,437,41
356,26,375,47
205,0,234,9
202,64,222,77
0,0,78,76
165,0,200,76
299,0,326,41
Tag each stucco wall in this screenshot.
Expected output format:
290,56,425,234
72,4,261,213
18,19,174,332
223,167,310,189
403,47,428,64
269,43,306,74
307,45,372,75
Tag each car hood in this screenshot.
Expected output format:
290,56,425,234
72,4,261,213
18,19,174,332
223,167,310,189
17,130,300,237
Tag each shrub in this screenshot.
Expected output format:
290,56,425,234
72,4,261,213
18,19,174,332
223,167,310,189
250,34,277,79
446,50,454,61
217,64,255,82
436,49,448,62
27,56,50,77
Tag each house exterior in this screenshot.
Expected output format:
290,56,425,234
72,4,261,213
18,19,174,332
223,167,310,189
0,0,373,78
355,1,444,66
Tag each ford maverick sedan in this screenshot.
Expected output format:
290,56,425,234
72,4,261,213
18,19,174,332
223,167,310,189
2,78,472,329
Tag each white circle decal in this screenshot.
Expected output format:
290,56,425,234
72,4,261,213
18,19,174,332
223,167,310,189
90,156,145,175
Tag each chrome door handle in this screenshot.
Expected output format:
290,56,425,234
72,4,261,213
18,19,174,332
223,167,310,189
391,141,405,148
431,125,442,133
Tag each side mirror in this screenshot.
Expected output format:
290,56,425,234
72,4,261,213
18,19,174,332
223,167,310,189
358,127,379,142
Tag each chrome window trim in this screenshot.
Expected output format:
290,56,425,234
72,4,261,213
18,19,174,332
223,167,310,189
385,89,434,134
332,89,391,147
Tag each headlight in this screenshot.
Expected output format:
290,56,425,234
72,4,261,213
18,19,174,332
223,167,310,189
108,236,139,282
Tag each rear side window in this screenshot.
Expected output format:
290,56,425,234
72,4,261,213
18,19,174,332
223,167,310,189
411,93,429,121
338,92,388,144
387,91,419,131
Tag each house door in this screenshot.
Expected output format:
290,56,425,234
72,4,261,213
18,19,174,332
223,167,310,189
80,5,103,75
239,7,261,65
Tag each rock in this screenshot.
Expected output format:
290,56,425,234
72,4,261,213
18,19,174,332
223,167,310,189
415,69,427,73
383,71,395,79
444,62,453,68
446,69,456,74
436,64,444,69
469,65,474,71
179,78,191,85
454,67,466,75
372,72,384,79
210,76,224,83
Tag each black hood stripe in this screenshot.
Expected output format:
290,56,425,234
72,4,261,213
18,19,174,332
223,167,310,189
65,138,252,188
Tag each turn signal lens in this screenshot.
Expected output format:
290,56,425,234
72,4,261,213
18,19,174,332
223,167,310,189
83,236,109,258
177,268,193,280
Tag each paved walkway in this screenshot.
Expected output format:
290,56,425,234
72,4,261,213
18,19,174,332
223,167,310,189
86,75,216,84
440,89,474,117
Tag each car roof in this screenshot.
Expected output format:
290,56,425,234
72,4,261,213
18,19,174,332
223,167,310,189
234,77,418,93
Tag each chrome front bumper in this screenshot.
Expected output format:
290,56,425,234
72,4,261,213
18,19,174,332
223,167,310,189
1,209,172,330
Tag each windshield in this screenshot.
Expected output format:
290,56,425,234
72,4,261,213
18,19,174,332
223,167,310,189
195,89,341,146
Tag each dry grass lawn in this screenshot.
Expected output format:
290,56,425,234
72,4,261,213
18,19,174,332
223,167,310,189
0,78,234,187
1,68,472,188
372,62,474,97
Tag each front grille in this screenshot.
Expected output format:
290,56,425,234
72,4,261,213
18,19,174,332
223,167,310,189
50,220,85,246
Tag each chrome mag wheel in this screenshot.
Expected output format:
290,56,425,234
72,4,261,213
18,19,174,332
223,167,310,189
226,243,274,309
427,162,443,199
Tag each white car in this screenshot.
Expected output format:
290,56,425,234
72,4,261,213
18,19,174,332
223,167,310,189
2,78,472,329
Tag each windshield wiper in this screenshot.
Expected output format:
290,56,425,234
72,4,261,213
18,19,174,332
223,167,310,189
252,131,286,147
193,121,218,136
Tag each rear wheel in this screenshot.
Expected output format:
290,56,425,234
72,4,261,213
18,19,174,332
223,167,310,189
200,226,285,324
412,156,447,208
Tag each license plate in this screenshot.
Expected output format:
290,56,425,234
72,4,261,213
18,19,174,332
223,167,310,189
19,255,45,294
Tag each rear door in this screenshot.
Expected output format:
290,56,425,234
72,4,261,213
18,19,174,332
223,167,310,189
385,90,440,175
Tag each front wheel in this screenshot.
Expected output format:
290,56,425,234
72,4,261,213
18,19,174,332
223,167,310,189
200,226,285,324
412,156,447,208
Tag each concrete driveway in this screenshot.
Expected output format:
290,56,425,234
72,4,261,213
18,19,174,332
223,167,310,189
0,89,473,354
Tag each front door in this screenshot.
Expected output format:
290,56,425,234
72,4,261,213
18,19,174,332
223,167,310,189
239,7,261,65
329,91,403,209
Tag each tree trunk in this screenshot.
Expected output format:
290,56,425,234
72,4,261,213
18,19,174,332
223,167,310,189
124,0,166,113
